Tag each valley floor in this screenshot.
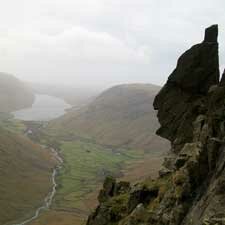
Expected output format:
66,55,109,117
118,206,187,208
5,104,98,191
28,139,165,225
2,119,167,225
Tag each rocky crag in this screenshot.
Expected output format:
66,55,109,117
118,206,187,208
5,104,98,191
86,25,225,225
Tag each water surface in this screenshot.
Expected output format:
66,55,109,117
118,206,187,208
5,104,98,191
12,94,71,121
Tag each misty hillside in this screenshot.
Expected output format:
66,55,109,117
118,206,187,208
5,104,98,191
0,73,34,112
30,83,100,106
0,127,56,225
48,84,168,151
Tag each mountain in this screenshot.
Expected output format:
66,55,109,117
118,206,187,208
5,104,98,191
48,83,168,151
86,25,225,225
0,126,56,225
0,73,34,112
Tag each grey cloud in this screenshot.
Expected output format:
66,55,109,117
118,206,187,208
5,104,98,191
0,0,225,87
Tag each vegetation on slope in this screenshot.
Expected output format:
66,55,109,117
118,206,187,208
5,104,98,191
54,141,144,210
0,113,26,133
27,138,165,225
0,73,35,112
0,120,56,225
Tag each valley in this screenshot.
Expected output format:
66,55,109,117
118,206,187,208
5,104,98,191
0,82,168,225
19,84,168,225
0,2,223,224
26,137,166,225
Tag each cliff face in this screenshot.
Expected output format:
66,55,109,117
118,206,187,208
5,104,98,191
153,24,219,148
86,25,225,225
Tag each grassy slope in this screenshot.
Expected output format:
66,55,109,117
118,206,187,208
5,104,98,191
0,73,34,112
0,122,56,225
0,113,26,133
48,84,168,151
54,141,142,210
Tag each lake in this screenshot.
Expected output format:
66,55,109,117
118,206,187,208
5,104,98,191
12,94,71,121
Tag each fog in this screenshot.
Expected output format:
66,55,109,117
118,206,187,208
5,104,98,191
0,0,225,88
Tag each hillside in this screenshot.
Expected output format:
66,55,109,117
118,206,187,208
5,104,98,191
48,83,168,151
87,25,225,225
0,125,56,225
0,73,34,112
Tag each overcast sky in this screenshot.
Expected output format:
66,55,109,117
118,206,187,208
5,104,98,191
0,0,225,88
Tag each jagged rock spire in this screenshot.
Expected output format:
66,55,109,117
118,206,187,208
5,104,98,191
154,25,220,144
166,25,219,94
203,24,218,43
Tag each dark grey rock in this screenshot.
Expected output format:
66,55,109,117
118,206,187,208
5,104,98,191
203,24,218,43
154,25,219,145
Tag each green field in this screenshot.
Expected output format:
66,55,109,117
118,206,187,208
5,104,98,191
0,113,26,133
53,140,143,210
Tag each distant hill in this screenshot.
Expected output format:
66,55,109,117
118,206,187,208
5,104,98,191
48,84,168,151
0,126,56,225
0,73,34,112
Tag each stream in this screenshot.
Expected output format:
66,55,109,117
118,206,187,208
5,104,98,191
12,147,63,225
10,94,69,225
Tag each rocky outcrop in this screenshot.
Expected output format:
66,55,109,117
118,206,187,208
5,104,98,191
153,24,219,149
86,25,225,225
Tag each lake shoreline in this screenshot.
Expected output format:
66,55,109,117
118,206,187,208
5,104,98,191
12,94,71,121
